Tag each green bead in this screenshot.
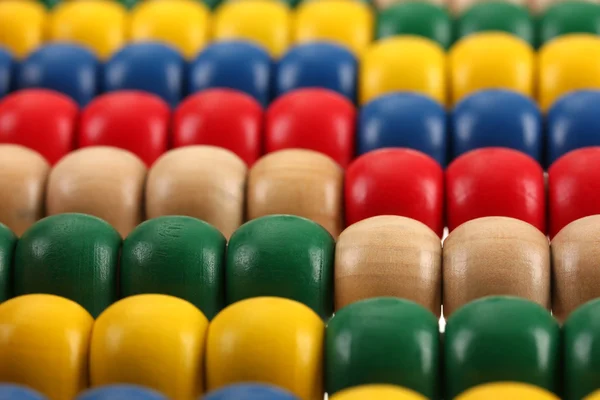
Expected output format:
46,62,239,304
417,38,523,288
456,2,535,47
0,223,16,303
38,0,61,9
116,0,138,9
121,216,226,320
14,213,121,318
376,2,452,49
205,0,224,10
539,1,600,46
444,296,560,398
326,297,440,398
226,214,334,319
564,298,600,400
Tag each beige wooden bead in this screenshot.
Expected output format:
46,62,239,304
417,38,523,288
47,147,147,238
335,215,442,316
374,0,446,10
449,0,526,14
0,145,49,236
247,149,343,237
551,215,600,321
443,216,550,317
146,146,247,239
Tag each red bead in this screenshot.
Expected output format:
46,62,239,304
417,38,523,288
549,147,600,238
345,148,444,237
446,147,545,233
0,89,78,165
172,89,263,166
266,88,355,168
79,91,170,167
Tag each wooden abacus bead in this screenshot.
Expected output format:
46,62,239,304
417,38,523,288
204,384,299,400
90,294,209,400
330,385,427,400
0,223,16,302
247,149,343,237
456,383,560,400
443,216,550,317
146,146,247,239
0,385,47,400
334,216,441,315
0,145,49,236
0,294,93,400
47,147,146,238
77,385,167,400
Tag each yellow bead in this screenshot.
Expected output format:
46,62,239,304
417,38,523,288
455,382,560,399
585,390,600,400
449,32,534,106
213,0,291,57
0,294,93,400
206,297,324,400
130,0,210,59
0,1,46,58
539,34,600,112
330,385,428,400
90,294,209,400
49,0,127,60
294,0,373,56
360,36,446,106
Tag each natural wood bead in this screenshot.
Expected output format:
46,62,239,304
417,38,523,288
335,216,442,316
146,146,247,239
0,145,49,236
247,149,343,237
443,216,550,317
373,0,446,10
47,147,146,238
551,215,600,322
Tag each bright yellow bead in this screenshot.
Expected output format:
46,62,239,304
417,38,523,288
360,36,446,106
539,34,600,112
330,385,428,400
49,0,127,60
0,294,93,400
213,0,291,57
585,389,600,400
130,0,210,59
90,294,209,400
294,0,373,56
455,382,560,400
449,32,534,106
0,1,46,58
206,297,324,400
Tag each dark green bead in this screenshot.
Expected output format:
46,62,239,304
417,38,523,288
204,0,224,10
564,298,600,400
456,2,535,47
38,0,61,9
14,213,121,318
0,223,16,303
121,216,226,320
226,214,334,319
326,297,440,398
444,296,560,398
539,1,600,46
116,0,138,9
376,2,452,49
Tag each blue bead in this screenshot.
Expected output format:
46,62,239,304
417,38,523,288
451,89,543,163
16,43,99,106
275,42,357,101
0,47,12,98
189,41,271,106
203,384,299,400
76,385,167,400
358,92,447,166
546,90,600,167
0,385,46,400
104,42,186,108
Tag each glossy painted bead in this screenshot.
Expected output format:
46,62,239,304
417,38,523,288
0,1,45,58
77,385,167,400
0,385,47,400
539,2,600,45
14,213,121,317
204,384,299,400
335,216,441,315
456,383,560,400
358,92,447,166
189,41,272,106
227,215,334,318
345,149,444,237
0,49,12,99
326,298,439,398
0,222,15,302
451,90,542,162
330,385,427,400
443,216,550,316
445,296,560,398
275,42,357,101
446,148,546,232
104,43,186,108
206,297,324,400
376,2,452,49
91,295,209,400
0,294,93,400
